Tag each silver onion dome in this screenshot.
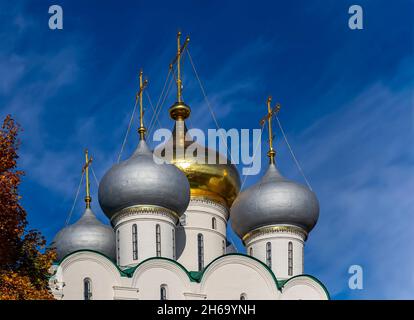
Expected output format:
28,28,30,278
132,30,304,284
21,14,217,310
98,139,191,220
231,164,319,239
52,208,116,261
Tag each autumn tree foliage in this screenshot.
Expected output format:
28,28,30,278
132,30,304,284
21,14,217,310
0,115,56,300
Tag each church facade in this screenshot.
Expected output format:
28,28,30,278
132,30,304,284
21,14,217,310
48,33,329,300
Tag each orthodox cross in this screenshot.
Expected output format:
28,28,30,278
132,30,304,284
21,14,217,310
260,96,281,164
169,31,190,102
136,69,148,140
82,149,93,208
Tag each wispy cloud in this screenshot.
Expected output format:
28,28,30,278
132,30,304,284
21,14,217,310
284,63,414,299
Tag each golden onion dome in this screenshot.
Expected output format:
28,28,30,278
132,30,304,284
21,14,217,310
160,102,241,209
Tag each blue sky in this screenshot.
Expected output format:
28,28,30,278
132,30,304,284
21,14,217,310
0,1,413,299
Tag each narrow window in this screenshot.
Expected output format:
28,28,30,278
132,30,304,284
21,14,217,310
83,278,92,300
240,293,247,300
197,233,204,271
172,229,176,260
160,285,167,300
117,230,120,264
288,241,293,276
132,224,138,260
156,224,161,257
266,242,272,268
222,240,225,255
249,247,253,256
212,217,217,230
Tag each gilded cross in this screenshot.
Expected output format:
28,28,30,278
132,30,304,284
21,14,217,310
169,31,190,102
136,69,148,140
259,96,281,164
82,149,93,208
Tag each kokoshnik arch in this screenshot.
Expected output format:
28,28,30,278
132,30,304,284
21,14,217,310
49,32,329,300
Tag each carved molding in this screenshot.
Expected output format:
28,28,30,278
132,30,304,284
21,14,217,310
243,225,307,243
111,205,179,226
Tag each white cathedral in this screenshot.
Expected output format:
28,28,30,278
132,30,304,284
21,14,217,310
49,33,329,300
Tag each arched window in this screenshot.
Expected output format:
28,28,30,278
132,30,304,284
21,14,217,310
288,241,293,276
197,233,204,271
116,230,120,264
160,284,167,300
266,242,272,268
156,224,161,257
132,224,138,260
172,229,176,260
212,217,217,230
249,247,253,256
222,240,225,255
83,278,92,300
240,293,247,300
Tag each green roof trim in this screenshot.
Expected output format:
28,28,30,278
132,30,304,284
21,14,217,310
55,250,329,298
188,271,203,282
121,266,136,277
277,279,289,287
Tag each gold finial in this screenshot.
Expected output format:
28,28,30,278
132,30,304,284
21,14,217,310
82,149,93,208
260,96,281,164
136,69,148,140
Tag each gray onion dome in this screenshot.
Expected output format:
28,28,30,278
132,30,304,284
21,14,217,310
231,164,319,239
98,139,191,220
52,208,116,261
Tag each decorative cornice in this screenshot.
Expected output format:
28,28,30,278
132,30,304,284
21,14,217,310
111,205,179,226
243,225,308,243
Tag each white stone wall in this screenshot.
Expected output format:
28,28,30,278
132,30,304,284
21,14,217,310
130,259,190,300
199,255,279,300
50,251,329,300
245,228,305,280
176,199,228,271
50,251,123,300
114,211,176,267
